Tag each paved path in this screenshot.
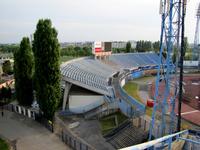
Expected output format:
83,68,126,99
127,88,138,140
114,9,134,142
0,110,69,150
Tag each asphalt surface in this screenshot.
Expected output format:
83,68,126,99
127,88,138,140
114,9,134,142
0,110,69,150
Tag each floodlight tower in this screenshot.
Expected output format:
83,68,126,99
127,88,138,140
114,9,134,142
149,0,187,140
193,3,200,60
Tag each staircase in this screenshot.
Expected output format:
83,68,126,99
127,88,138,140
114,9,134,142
84,96,117,119
106,122,148,149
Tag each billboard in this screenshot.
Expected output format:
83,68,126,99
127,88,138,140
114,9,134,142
93,41,102,53
104,42,112,51
93,41,112,54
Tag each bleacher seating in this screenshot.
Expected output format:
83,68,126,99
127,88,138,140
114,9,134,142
107,122,148,149
108,53,160,68
61,60,115,95
60,53,160,106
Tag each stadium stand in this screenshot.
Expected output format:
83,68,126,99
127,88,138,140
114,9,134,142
108,53,160,69
60,53,200,150
60,53,160,116
61,58,117,96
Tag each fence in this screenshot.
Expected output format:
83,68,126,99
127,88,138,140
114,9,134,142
54,115,95,150
97,108,118,119
1,104,36,119
132,116,166,138
1,104,53,132
34,113,54,132
115,71,146,118
1,104,93,150
84,101,118,119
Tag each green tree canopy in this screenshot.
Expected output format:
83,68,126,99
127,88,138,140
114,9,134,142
2,60,12,75
0,44,19,53
82,46,92,56
153,41,160,53
2,60,12,74
60,46,92,57
125,41,131,53
14,37,34,106
136,40,152,52
33,19,61,121
0,86,11,102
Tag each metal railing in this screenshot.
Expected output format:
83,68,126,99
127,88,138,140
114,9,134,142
120,130,189,150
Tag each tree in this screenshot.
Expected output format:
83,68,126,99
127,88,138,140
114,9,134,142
136,40,152,52
60,46,92,57
125,41,131,53
172,47,178,63
14,37,34,106
1,87,7,102
2,60,12,74
33,19,61,121
0,86,11,101
82,47,92,56
153,41,160,53
0,44,19,53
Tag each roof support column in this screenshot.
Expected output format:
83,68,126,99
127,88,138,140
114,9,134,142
62,81,72,111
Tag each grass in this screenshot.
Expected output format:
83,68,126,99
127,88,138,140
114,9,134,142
123,82,142,102
60,56,76,63
132,76,154,82
99,112,128,135
116,111,128,123
123,81,153,116
100,117,116,134
146,107,153,116
0,138,9,150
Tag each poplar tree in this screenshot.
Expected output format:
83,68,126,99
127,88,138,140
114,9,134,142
33,19,61,120
126,42,131,53
14,37,33,105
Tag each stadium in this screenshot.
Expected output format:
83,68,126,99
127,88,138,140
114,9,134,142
59,50,200,149
60,53,158,115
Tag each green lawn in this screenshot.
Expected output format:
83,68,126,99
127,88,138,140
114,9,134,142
132,76,154,82
60,56,76,63
0,138,9,150
99,112,128,135
123,82,142,103
116,111,128,123
123,81,153,116
100,117,116,134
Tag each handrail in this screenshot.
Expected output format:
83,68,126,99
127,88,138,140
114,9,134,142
120,130,188,150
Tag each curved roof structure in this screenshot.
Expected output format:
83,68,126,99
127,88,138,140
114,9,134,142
60,53,160,96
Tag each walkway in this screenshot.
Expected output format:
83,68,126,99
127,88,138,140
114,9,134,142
0,110,69,150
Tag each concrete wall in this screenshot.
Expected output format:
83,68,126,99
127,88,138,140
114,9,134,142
120,79,125,87
69,95,104,114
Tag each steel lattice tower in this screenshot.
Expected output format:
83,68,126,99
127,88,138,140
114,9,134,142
193,3,200,60
149,0,186,140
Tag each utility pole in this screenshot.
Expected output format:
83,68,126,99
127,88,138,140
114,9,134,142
177,0,187,132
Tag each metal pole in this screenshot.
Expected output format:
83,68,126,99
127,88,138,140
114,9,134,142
177,0,186,132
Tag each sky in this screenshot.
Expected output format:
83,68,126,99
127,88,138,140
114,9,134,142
0,0,199,43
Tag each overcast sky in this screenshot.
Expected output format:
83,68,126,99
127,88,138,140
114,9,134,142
0,0,199,43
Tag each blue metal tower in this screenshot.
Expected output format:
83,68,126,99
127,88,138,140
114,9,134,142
149,0,186,140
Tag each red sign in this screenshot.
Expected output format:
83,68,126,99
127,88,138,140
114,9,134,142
95,47,102,52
